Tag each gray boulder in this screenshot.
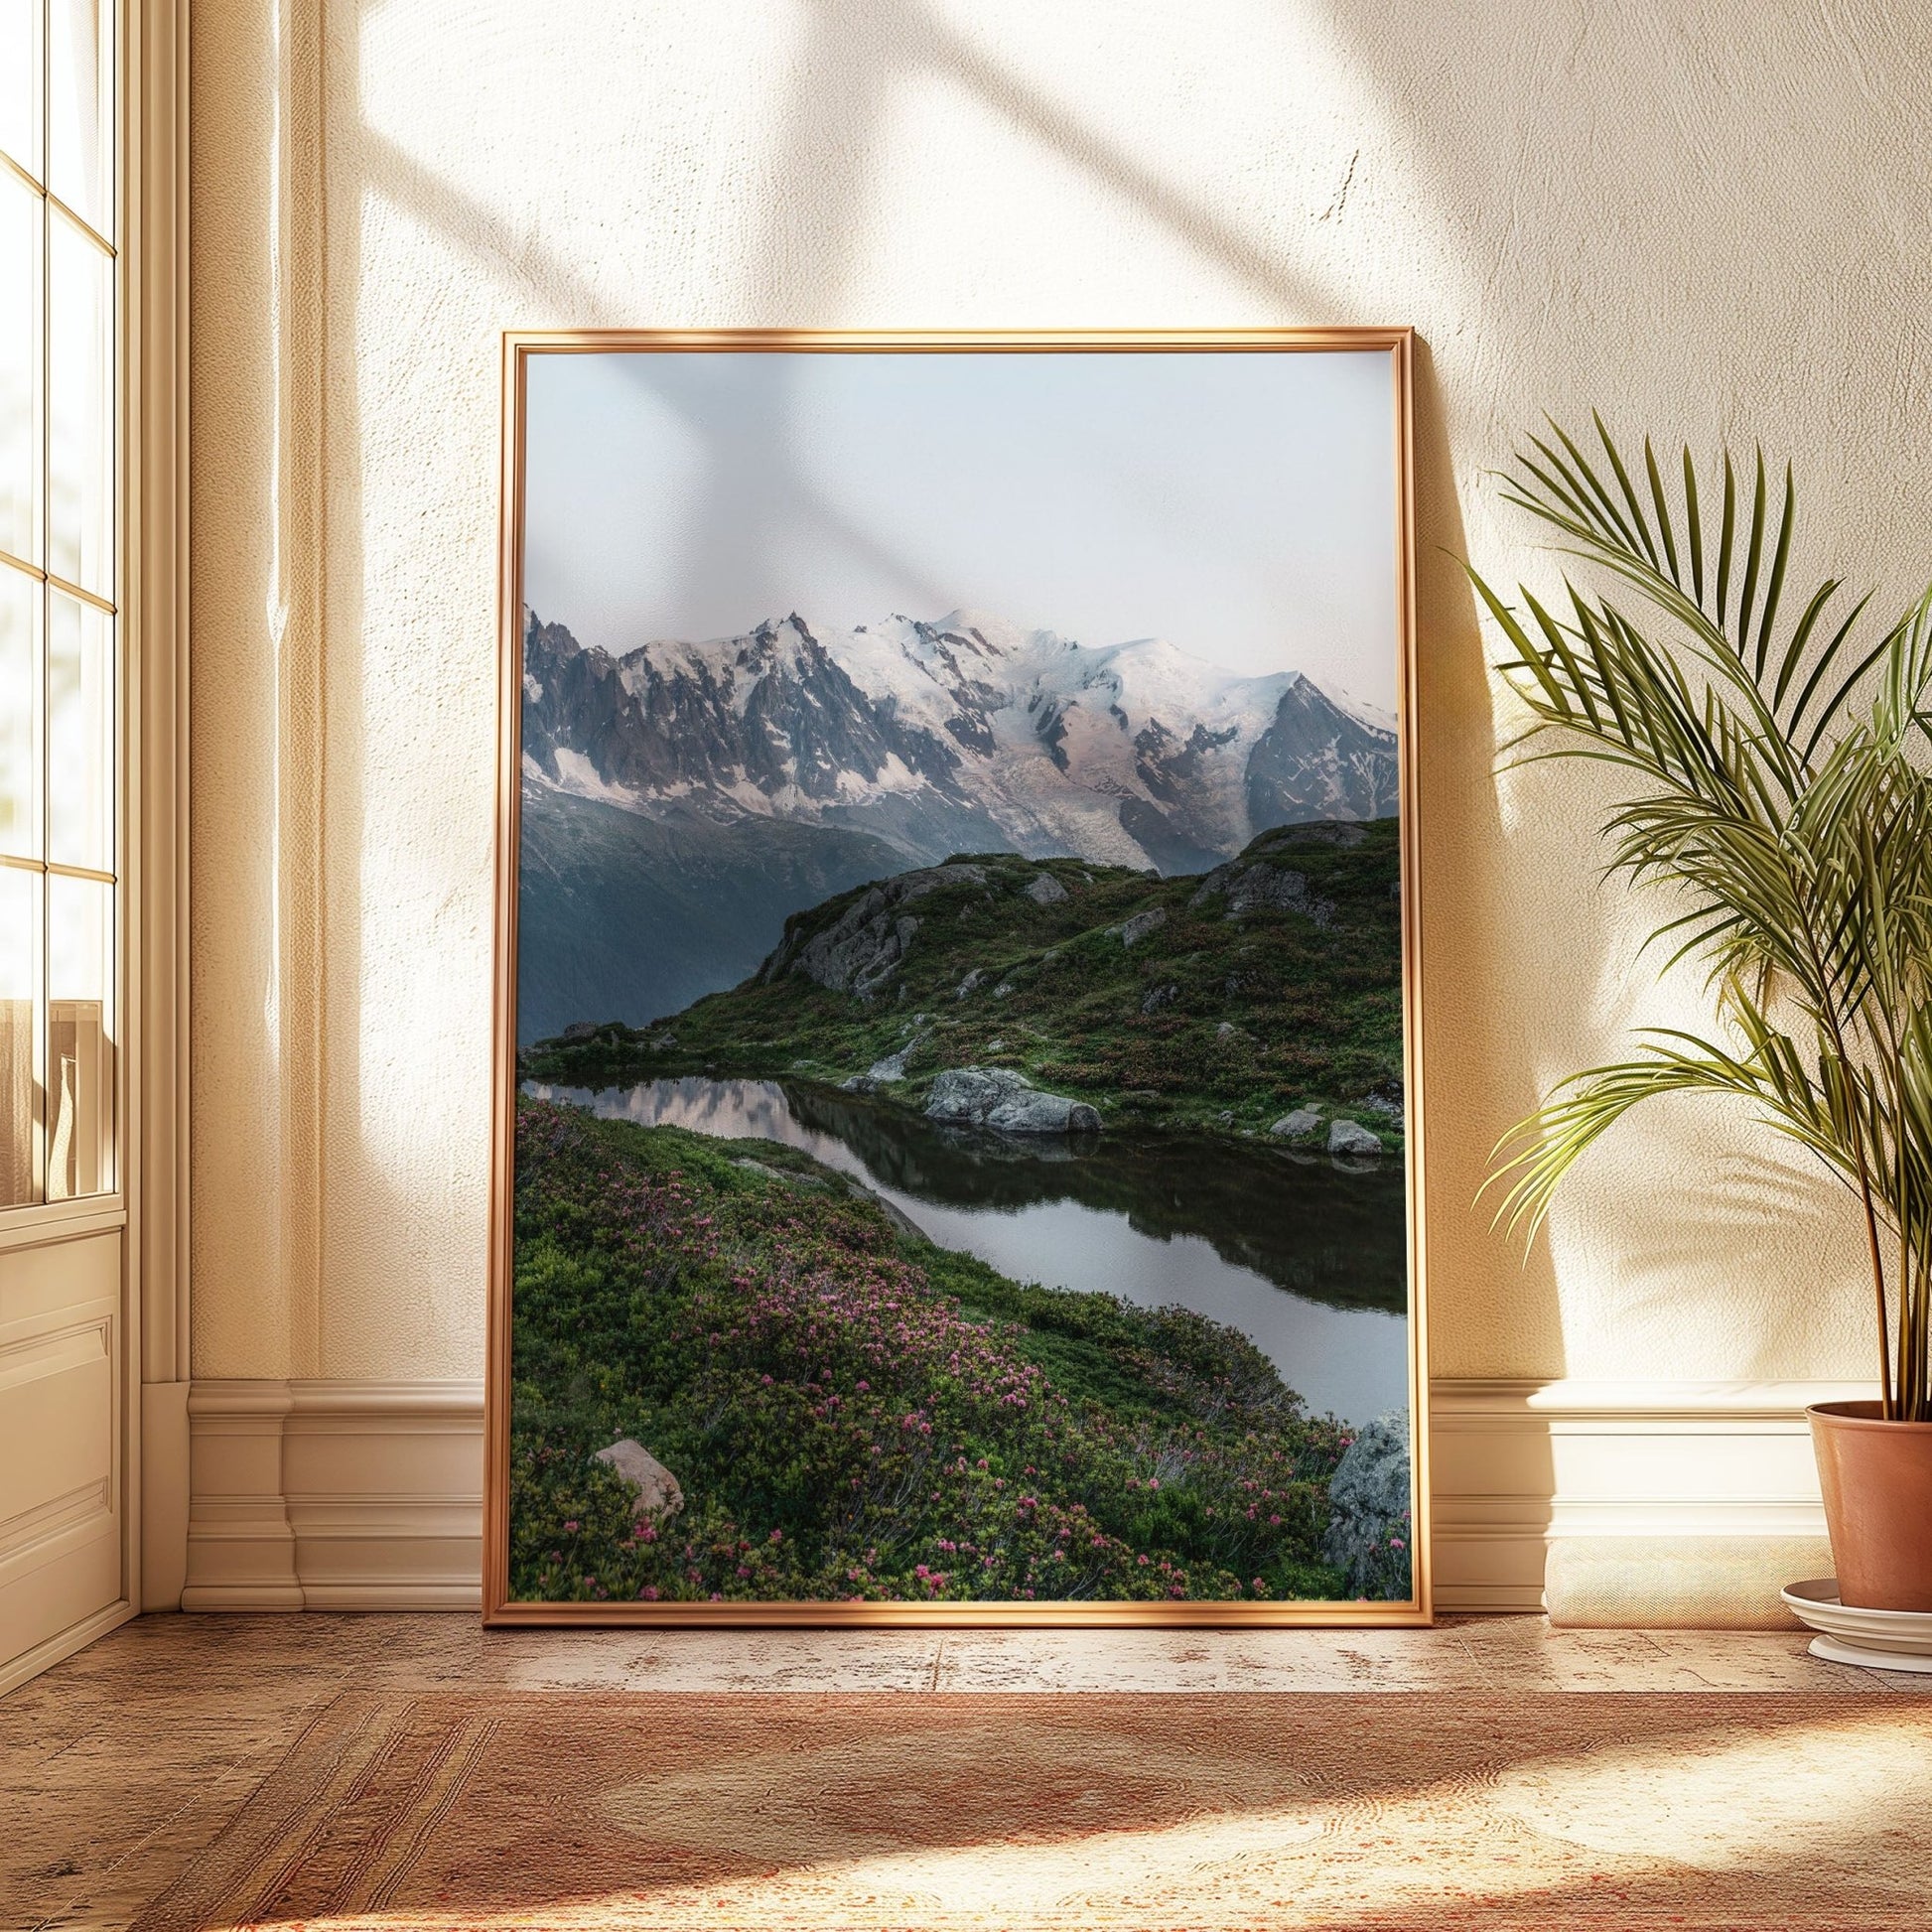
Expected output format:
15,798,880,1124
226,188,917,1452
925,1066,1102,1135
1323,1409,1413,1599
1360,1093,1404,1121
1141,983,1178,1015
1270,1106,1324,1141
1024,872,1069,906
1328,1118,1383,1158
1120,906,1169,948
864,1044,913,1082
954,968,986,1001
594,1440,684,1523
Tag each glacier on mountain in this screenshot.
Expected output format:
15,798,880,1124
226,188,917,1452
520,605,1397,876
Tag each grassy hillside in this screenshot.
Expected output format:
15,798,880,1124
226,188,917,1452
509,1097,1356,1603
525,818,1405,1148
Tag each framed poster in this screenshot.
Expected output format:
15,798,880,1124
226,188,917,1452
486,330,1427,1625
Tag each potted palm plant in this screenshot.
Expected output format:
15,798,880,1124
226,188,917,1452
1473,418,1932,1610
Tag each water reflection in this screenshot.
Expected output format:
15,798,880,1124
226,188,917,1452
527,1076,1410,1426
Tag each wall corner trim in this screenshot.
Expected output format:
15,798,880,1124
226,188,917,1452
184,1378,483,1611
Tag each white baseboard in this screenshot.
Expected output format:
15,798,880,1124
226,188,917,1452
180,1375,1861,1623
0,1597,134,1699
184,1379,482,1611
1432,1377,1861,1623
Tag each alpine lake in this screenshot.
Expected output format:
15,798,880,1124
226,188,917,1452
523,1075,1411,1428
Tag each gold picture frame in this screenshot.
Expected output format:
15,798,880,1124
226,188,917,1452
486,328,1428,1626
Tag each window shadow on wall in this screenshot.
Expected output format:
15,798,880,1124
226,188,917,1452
307,0,1558,1485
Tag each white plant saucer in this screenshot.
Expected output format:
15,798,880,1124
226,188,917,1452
1781,1578,1932,1674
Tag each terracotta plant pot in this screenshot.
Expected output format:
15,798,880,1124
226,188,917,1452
1809,1401,1932,1611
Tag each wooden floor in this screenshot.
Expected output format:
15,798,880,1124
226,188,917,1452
5,1612,1927,1930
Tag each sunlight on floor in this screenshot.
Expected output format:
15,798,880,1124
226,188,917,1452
1490,1709,1932,1883
229,1705,1929,1930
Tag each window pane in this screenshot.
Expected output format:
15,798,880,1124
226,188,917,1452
0,0,42,183
0,865,40,1207
0,566,40,859
48,208,111,598
0,166,40,566
49,0,110,238
47,870,110,1199
48,590,108,870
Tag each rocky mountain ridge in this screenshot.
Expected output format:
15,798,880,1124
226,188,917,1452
527,822,1406,1150
521,606,1397,875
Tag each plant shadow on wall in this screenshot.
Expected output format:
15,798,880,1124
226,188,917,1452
1472,419,1932,1421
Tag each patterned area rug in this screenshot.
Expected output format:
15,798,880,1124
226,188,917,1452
134,1691,1932,1930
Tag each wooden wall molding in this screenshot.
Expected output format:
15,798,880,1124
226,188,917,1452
183,1379,483,1610
183,1375,1859,1621
1432,1376,1860,1620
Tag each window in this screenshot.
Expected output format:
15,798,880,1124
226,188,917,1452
0,1,116,1207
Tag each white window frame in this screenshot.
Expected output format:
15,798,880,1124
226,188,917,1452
0,0,189,1690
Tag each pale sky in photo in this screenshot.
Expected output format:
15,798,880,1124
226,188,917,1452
523,347,1400,712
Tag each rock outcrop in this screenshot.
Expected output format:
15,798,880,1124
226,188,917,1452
1328,1119,1383,1158
1192,861,1334,927
925,1066,1102,1135
865,1037,921,1082
593,1440,684,1522
1024,871,1069,905
1322,1409,1413,1599
1120,906,1169,948
760,864,986,998
1270,1106,1324,1141
842,1030,929,1091
1188,821,1366,928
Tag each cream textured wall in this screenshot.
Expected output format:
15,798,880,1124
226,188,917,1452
189,0,1932,1392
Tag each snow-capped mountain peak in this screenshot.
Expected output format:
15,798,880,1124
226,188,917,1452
521,606,1397,874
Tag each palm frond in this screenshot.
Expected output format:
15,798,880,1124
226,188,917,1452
1493,421,1894,749
1474,416,1932,1417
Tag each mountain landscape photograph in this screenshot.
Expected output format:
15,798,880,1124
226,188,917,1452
504,343,1419,1610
